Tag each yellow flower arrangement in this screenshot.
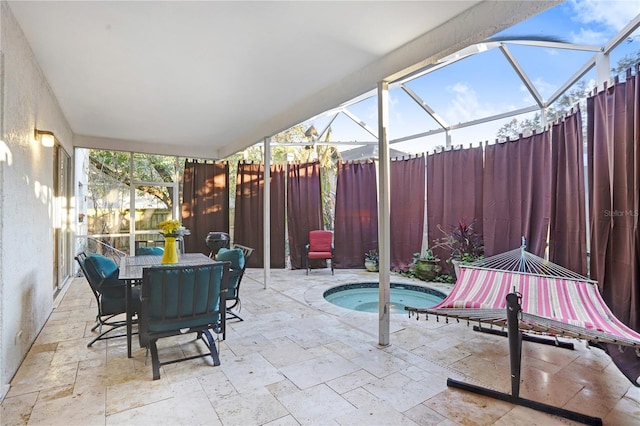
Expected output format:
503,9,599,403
158,220,190,238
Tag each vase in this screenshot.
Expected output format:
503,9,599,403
162,237,179,264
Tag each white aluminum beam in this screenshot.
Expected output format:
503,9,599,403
604,13,640,54
391,41,502,87
448,105,540,131
342,109,379,139
547,54,597,106
389,104,540,145
317,113,339,141
500,39,601,52
500,45,544,108
401,84,449,130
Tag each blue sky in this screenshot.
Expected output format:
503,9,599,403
306,0,640,155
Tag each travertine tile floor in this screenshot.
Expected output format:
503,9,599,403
2,267,639,425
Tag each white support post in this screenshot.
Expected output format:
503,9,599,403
378,80,391,346
595,51,610,90
540,106,547,127
263,136,271,289
129,153,135,255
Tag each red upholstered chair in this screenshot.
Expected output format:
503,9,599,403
305,230,334,275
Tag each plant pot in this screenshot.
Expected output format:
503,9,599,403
451,259,461,278
414,259,441,281
364,260,379,272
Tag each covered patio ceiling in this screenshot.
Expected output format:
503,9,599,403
7,1,557,159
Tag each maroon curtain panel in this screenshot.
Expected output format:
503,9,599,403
287,161,323,269
233,162,286,268
334,161,378,268
483,132,551,257
427,147,484,268
549,110,588,275
587,71,640,332
181,160,229,255
270,164,286,268
390,156,426,271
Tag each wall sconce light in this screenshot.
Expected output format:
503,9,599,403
35,129,55,147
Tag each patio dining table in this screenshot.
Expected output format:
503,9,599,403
118,253,216,357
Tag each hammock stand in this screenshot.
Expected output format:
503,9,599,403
406,242,640,426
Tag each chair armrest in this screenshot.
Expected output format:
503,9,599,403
305,244,310,253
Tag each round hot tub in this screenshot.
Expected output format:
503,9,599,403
323,282,445,314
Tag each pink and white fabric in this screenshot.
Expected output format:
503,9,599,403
433,267,640,344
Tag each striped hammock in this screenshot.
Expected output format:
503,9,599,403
407,247,640,354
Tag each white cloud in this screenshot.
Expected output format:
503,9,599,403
444,82,496,124
569,0,640,43
569,27,610,45
526,77,556,99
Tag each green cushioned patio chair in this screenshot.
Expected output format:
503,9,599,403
75,252,140,347
138,262,229,380
216,244,254,325
135,246,165,256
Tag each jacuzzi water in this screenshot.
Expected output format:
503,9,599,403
323,282,445,313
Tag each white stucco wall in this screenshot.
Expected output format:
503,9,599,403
0,1,73,396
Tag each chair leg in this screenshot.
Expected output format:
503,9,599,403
87,321,133,347
331,257,334,275
306,255,309,275
91,319,100,332
226,298,243,326
201,329,221,366
226,308,243,322
87,327,125,347
150,340,161,380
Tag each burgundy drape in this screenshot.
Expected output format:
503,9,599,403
587,71,640,332
181,160,229,255
427,147,484,268
390,156,426,271
334,161,378,268
549,110,587,275
287,161,323,269
483,133,551,257
233,162,286,268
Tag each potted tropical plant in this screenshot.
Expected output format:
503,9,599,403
412,249,442,281
432,218,484,277
364,249,379,272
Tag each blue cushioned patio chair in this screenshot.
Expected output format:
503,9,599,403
216,244,254,325
135,246,165,256
138,262,229,380
75,252,140,347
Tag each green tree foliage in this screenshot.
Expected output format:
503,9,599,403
496,115,543,141
316,129,341,230
611,47,640,76
87,150,181,234
546,80,590,121
89,150,180,207
496,78,590,140
222,124,341,230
